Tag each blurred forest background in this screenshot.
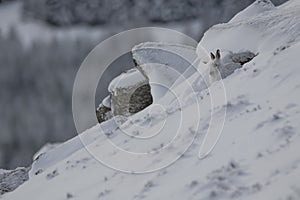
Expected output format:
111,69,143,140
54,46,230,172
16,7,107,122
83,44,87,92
0,0,287,169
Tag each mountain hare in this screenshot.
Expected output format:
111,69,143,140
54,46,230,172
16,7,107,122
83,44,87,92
197,44,256,87
208,49,222,86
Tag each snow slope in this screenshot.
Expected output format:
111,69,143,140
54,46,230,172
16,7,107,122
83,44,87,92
2,0,300,199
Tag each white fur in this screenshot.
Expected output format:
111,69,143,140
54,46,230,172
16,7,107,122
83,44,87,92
198,49,255,87
208,62,221,86
198,49,222,86
196,44,223,86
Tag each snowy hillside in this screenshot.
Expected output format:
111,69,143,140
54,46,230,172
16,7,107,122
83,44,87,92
2,0,300,199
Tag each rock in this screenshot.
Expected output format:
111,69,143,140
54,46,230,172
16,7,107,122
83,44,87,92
104,68,152,117
128,84,153,114
96,104,112,123
96,95,112,123
220,51,256,79
0,167,29,195
96,68,153,123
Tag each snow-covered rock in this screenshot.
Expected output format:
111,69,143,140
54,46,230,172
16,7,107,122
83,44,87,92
133,42,256,101
132,42,198,102
96,104,112,123
108,68,147,94
3,0,300,199
96,96,112,123
108,68,152,116
219,51,256,78
0,167,29,195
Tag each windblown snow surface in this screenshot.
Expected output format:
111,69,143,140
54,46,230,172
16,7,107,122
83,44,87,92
2,0,300,199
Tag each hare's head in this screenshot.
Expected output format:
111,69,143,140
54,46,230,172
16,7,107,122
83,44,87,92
209,49,221,67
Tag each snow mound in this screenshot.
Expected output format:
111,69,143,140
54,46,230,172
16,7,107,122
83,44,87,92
199,0,300,53
133,42,198,101
230,0,276,23
3,1,300,199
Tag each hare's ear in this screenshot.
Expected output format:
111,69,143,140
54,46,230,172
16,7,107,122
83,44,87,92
216,49,220,59
210,52,215,60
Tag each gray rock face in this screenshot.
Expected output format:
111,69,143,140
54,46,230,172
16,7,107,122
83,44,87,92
0,167,29,195
128,84,153,114
110,83,152,116
96,105,112,123
220,51,256,79
97,68,152,122
109,68,153,116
